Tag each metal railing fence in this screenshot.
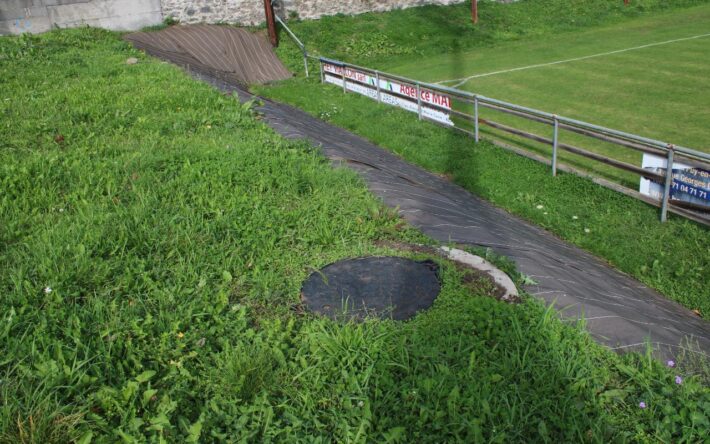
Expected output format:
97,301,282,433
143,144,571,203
266,10,710,225
317,56,710,225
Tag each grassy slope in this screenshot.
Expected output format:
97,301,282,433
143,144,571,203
261,0,710,316
1,29,708,442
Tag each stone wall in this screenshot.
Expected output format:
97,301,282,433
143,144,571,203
1,0,481,35
161,0,468,26
160,0,264,26
0,0,162,35
285,0,466,21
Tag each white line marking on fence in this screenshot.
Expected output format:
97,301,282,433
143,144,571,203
438,32,710,88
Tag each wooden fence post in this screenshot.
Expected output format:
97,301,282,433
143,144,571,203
263,0,278,47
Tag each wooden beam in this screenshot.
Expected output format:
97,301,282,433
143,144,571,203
472,0,478,24
263,0,278,47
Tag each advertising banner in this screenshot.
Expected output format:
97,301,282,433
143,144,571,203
639,153,710,209
323,63,453,126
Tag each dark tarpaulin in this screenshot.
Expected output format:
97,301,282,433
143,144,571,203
125,24,292,86
301,257,441,321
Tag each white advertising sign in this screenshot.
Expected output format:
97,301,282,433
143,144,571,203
640,153,710,208
323,64,453,126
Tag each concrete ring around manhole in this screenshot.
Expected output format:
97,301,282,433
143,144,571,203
437,246,519,302
301,256,441,322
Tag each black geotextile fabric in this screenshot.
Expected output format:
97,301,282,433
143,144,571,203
125,25,292,86
182,70,709,362
301,257,441,321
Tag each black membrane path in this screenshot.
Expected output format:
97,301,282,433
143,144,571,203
301,257,440,321
187,71,709,362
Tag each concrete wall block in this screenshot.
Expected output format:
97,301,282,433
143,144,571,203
76,10,164,30
0,0,162,34
46,0,161,23
0,4,48,21
0,15,52,35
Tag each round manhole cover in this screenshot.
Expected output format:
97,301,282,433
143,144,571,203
301,257,440,321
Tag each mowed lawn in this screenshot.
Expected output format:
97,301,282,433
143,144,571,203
5,28,709,443
386,5,710,184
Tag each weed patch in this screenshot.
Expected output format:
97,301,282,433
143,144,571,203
1,28,708,442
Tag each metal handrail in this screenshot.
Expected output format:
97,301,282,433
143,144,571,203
274,15,305,52
271,1,309,77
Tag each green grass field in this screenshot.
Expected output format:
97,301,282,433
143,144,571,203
388,5,710,184
2,27,709,443
276,0,710,186
260,1,710,315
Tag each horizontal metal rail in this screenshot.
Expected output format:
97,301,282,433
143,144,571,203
478,118,665,181
320,57,710,166
319,57,710,224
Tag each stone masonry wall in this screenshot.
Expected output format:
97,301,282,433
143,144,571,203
285,0,466,21
160,0,265,26
161,0,468,26
1,0,489,35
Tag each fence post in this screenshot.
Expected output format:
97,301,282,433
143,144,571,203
342,67,347,93
319,61,324,84
416,83,423,120
474,95,479,142
660,144,675,223
375,71,381,103
303,53,309,78
552,115,559,176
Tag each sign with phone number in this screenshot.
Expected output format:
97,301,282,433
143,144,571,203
639,154,710,207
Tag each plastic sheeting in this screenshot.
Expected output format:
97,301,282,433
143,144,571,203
125,25,291,85
302,257,440,321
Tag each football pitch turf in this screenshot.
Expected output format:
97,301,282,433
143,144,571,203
384,4,710,185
